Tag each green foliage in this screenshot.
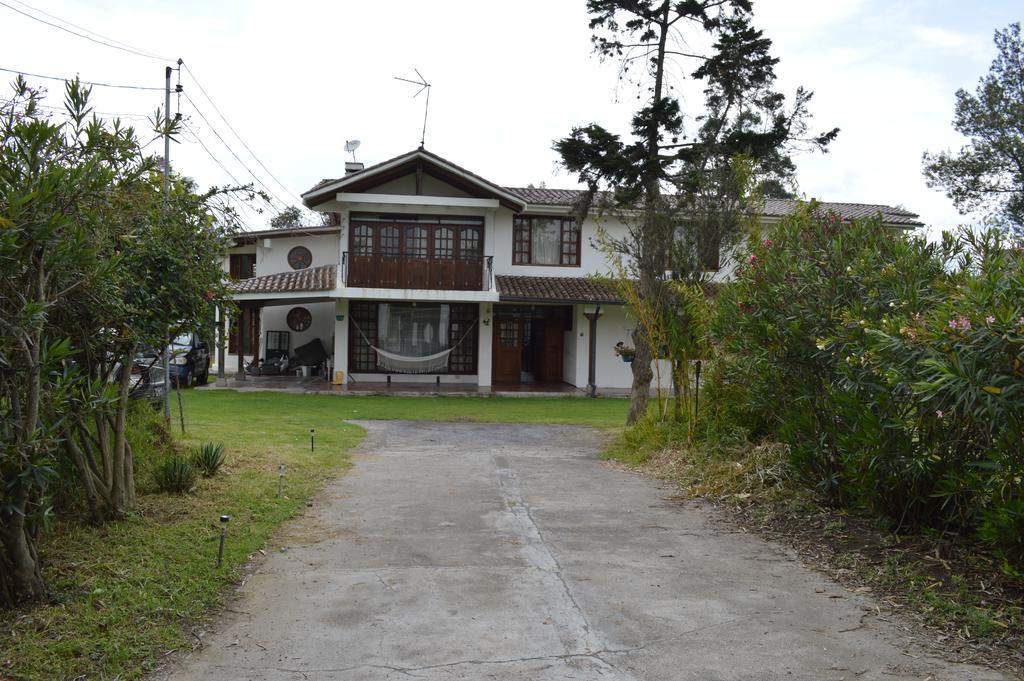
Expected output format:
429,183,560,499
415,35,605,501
1,390,359,681
190,442,226,477
923,23,1024,234
558,3,836,424
1,75,243,605
152,455,197,495
711,207,1024,554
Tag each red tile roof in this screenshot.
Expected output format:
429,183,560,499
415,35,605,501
496,275,624,304
229,265,336,294
504,188,922,227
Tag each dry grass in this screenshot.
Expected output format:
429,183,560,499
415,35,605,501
605,424,1024,677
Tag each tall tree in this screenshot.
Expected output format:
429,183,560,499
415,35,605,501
0,79,237,605
923,23,1024,235
556,1,837,424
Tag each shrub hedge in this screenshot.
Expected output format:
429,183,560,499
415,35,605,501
711,206,1023,554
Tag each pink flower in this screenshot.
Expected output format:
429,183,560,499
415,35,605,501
948,315,971,331
935,410,944,419
761,238,773,248
747,254,758,266
985,315,995,325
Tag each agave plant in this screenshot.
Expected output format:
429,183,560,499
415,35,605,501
153,455,197,494
191,442,227,478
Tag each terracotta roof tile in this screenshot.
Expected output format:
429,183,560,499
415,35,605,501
496,275,624,304
229,264,336,294
503,188,922,227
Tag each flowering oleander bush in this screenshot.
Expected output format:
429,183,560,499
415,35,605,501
711,205,1023,553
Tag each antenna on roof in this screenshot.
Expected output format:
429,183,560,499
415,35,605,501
344,139,361,162
394,68,431,149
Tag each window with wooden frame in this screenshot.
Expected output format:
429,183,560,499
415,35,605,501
458,226,481,261
406,226,428,258
512,216,580,266
447,304,478,374
349,302,378,372
353,224,374,256
229,253,256,279
348,302,478,374
228,306,259,356
433,227,454,259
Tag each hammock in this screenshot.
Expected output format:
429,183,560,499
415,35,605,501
351,319,477,374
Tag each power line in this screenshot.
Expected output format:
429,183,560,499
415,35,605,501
181,119,269,226
5,0,169,59
181,90,290,213
1,97,152,121
180,61,307,209
0,65,164,91
181,120,247,189
0,0,171,62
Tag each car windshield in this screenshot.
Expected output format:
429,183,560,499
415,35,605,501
171,333,192,347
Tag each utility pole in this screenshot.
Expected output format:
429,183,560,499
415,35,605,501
162,64,172,423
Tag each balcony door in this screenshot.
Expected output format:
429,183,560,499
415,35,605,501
348,217,483,290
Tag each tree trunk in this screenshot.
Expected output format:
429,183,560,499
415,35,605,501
626,329,654,425
63,430,105,524
0,491,45,607
626,5,671,426
110,347,136,513
672,359,685,423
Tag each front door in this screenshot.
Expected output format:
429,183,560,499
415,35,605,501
492,316,521,384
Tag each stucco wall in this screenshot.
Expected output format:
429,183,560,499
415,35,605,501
568,304,672,392
254,234,340,276
489,207,629,279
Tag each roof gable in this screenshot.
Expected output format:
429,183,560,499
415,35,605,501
303,148,527,211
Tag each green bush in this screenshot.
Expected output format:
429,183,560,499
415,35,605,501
711,205,1023,553
152,455,197,494
190,442,226,477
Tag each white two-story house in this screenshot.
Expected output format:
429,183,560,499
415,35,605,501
222,147,921,393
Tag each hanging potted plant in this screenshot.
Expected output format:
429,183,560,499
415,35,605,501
613,341,635,363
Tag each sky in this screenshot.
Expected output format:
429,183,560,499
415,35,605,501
1,0,1020,235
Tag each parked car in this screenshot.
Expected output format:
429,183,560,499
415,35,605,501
168,332,211,387
112,351,166,407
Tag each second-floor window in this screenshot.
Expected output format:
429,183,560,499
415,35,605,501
513,216,580,266
229,253,256,279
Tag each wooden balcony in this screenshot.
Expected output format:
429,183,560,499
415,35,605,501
343,252,492,291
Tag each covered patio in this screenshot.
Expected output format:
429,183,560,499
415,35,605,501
222,265,338,381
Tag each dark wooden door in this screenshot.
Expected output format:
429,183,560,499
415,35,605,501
431,227,456,289
492,316,521,384
403,225,430,288
349,224,374,287
376,225,400,287
454,226,482,290
539,316,564,382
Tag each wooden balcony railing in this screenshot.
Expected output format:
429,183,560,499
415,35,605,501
342,252,493,291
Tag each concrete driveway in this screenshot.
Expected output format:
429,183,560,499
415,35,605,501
162,422,1009,681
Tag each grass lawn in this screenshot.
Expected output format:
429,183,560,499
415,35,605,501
182,388,630,429
1,390,625,681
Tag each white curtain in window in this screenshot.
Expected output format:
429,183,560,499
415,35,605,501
531,218,561,265
377,304,450,357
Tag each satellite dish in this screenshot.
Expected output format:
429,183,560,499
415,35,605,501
344,139,360,162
